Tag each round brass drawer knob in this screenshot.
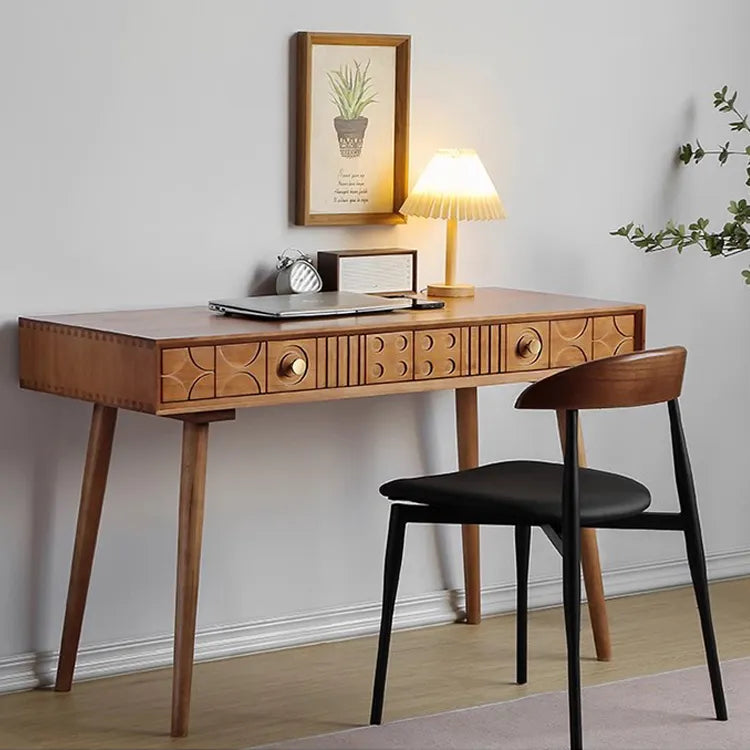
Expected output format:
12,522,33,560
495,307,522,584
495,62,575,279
517,334,542,359
279,354,307,378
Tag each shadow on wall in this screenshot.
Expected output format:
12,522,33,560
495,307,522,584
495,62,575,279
0,320,72,671
2,317,461,662
248,265,277,296
417,394,463,620
655,98,697,221
1,321,174,674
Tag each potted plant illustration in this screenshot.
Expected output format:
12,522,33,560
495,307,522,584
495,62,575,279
613,85,750,285
327,59,377,159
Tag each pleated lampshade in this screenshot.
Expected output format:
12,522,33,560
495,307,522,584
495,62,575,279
400,149,505,221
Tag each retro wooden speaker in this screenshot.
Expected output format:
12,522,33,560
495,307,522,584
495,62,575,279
317,248,417,295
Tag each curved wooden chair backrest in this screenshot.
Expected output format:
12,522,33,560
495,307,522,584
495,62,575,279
515,346,687,411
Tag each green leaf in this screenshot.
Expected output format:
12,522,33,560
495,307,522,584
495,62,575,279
610,223,633,237
326,58,378,119
742,269,750,284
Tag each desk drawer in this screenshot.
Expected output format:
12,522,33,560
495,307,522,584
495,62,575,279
505,314,636,372
161,343,269,401
547,315,636,366
505,322,550,372
216,343,266,397
365,332,413,384
161,347,216,402
415,328,463,379
157,314,638,408
267,339,317,392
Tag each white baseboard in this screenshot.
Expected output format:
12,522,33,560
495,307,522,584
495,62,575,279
0,653,37,694
3,548,748,695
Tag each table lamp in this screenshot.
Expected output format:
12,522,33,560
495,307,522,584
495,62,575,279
400,148,505,297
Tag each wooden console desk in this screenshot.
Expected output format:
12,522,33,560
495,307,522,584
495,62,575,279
18,287,645,737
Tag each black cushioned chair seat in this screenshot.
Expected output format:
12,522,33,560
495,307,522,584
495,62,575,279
380,461,651,526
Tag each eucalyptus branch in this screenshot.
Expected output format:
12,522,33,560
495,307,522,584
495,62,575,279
713,85,750,132
613,85,750,285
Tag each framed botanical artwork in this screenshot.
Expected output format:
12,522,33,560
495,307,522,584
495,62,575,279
295,32,411,226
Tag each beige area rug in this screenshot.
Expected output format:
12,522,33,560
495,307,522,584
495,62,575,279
257,658,749,749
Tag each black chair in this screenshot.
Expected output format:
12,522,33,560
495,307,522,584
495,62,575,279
369,347,727,750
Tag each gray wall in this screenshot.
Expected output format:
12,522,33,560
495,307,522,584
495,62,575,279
1,0,748,680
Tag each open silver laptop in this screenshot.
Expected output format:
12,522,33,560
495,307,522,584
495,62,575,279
208,291,411,319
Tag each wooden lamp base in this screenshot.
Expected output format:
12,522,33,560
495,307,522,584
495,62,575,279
427,283,475,298
432,217,476,298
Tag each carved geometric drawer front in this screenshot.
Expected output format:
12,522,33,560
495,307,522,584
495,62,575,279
161,347,215,402
550,318,592,368
505,322,550,372
267,339,317,392
216,343,266,397
365,332,413,384
593,315,635,358
156,316,637,404
415,328,462,380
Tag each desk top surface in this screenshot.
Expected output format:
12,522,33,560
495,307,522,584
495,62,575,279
20,287,643,343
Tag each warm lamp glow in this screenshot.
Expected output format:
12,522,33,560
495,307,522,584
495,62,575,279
400,149,505,298
400,148,505,221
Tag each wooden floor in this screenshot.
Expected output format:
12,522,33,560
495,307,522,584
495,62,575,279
0,578,748,749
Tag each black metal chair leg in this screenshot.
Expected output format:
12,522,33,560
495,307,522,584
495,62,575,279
562,410,583,750
515,525,531,684
370,505,407,725
683,523,728,720
562,528,583,749
668,399,728,721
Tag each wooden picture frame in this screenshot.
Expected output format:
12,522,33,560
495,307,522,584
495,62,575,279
295,32,410,226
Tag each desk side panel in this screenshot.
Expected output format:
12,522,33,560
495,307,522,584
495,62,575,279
18,320,158,413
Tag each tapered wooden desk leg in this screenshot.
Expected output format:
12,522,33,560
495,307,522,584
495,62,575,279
171,420,209,738
55,404,118,692
556,410,612,662
456,387,481,624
